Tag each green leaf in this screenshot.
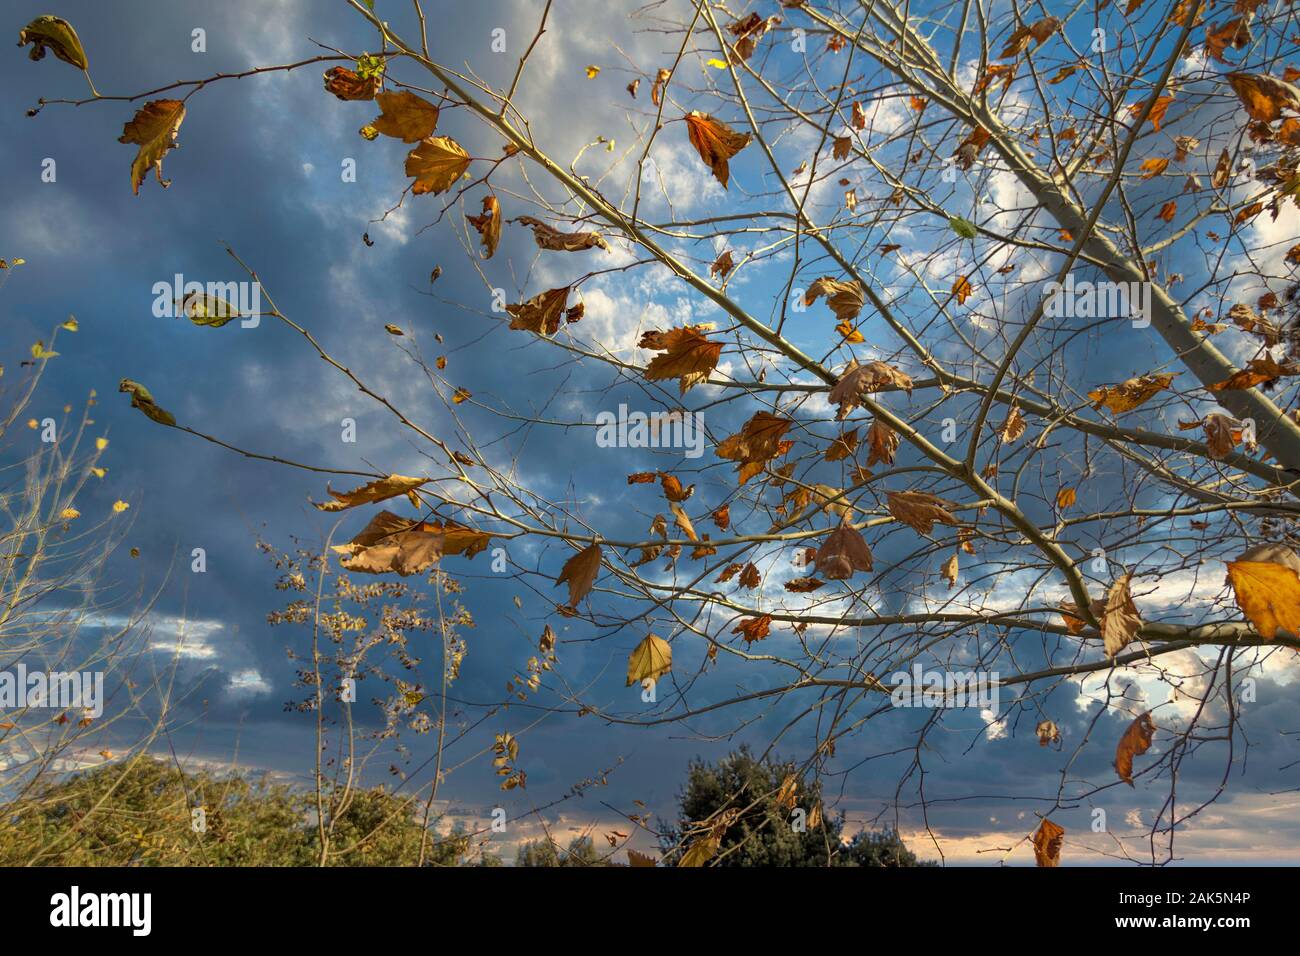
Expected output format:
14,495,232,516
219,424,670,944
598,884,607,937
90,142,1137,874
118,379,176,426
18,16,88,71
949,216,978,239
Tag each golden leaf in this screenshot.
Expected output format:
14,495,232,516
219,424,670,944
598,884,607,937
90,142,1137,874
1227,71,1300,123
118,100,186,195
1226,556,1300,639
627,633,672,685
1000,405,1026,444
940,552,959,589
1087,373,1175,414
466,195,501,259
405,136,471,195
370,90,440,142
1056,486,1077,510
18,16,87,70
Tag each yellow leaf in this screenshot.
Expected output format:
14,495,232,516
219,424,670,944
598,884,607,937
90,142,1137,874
1056,486,1077,509
370,90,439,143
585,65,601,78
405,136,471,196
59,507,80,520
112,500,129,513
627,633,672,686
96,437,109,451
1226,559,1300,639
118,99,186,195
1087,373,1175,414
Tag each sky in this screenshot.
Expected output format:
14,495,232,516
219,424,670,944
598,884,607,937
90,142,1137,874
3,0,1300,865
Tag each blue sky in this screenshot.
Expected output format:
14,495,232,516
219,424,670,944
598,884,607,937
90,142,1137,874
4,0,1300,865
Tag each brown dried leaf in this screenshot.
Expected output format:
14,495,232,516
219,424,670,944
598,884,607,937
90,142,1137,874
1114,712,1155,786
684,111,751,189
556,542,602,608
815,520,874,580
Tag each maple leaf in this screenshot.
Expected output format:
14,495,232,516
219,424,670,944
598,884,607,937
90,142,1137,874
815,520,874,579
1114,712,1155,786
118,100,185,195
555,542,602,608
515,216,609,252
715,411,793,484
626,633,672,685
331,511,444,576
684,111,751,189
1032,819,1064,867
118,379,176,426
466,195,501,259
313,474,428,512
1226,545,1300,639
405,136,470,195
640,326,723,394
886,490,959,536
732,614,772,643
507,287,570,336
370,90,440,142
